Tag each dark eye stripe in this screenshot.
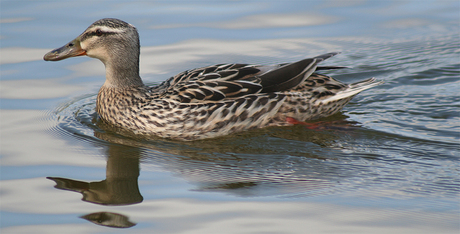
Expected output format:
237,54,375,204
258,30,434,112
80,29,117,41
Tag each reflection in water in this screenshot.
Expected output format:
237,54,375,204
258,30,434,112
52,112,353,196
54,102,362,198
48,143,143,228
48,144,143,206
80,212,136,228
49,103,363,227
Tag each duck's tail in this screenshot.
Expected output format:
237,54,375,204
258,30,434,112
320,78,383,103
260,52,341,93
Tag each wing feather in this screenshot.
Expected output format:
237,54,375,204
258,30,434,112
152,52,343,103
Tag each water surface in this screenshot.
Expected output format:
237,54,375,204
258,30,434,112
1,1,459,233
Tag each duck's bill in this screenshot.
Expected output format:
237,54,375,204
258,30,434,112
43,38,86,61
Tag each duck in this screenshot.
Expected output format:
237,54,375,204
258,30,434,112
44,18,383,141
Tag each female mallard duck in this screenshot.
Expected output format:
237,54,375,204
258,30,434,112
44,18,382,140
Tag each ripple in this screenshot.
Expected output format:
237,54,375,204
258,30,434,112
50,94,99,142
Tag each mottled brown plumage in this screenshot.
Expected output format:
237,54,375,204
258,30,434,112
44,18,383,140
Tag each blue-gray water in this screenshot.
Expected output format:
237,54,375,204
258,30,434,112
1,1,459,233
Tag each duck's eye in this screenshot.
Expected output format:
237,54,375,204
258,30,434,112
96,29,103,36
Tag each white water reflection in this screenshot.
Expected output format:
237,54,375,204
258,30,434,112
154,13,338,29
1,178,457,234
0,110,103,167
0,17,33,24
0,47,49,65
219,13,337,29
0,79,86,99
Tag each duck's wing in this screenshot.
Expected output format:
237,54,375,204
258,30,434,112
152,64,264,103
152,52,342,103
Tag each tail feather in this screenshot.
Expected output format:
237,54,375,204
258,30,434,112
321,78,383,103
260,52,341,93
313,52,341,61
316,66,349,70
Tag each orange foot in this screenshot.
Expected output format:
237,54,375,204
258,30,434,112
286,117,357,130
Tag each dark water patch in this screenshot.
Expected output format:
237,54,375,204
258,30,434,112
394,64,460,86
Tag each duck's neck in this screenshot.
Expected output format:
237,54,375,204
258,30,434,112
102,47,144,88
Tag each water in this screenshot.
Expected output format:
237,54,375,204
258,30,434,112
1,1,459,233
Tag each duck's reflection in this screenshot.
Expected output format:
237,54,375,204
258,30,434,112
80,212,136,228
48,144,142,228
48,113,361,228
48,144,142,206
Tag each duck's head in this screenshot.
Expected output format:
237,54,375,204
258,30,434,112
44,18,143,87
44,18,139,62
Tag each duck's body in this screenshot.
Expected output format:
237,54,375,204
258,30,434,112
44,18,382,140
